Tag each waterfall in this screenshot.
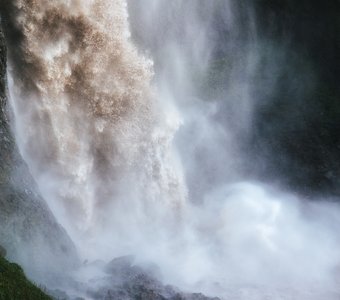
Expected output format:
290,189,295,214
3,1,340,299
6,0,186,258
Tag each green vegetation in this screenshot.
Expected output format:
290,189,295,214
0,256,52,300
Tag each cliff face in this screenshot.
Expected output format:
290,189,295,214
0,25,79,282
249,0,340,197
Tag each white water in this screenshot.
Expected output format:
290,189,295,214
6,0,340,299
8,0,186,258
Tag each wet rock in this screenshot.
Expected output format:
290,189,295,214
0,244,6,257
87,256,220,300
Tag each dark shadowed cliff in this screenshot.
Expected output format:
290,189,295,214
249,0,340,197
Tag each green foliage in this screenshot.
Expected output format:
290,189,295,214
0,256,52,300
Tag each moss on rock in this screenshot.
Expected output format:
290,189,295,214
0,256,52,300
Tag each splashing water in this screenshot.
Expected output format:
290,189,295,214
3,0,340,299
6,0,186,258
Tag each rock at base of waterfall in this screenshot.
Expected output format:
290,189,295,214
86,256,220,300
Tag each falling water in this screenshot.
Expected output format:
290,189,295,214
5,0,186,257
3,0,340,299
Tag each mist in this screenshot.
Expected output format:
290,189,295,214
1,0,340,299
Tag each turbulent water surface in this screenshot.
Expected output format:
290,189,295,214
2,0,340,299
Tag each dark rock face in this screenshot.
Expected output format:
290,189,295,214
247,0,340,197
0,25,79,281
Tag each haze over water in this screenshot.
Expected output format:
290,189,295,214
3,1,340,299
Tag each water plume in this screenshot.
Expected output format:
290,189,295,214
4,0,186,256
2,0,340,299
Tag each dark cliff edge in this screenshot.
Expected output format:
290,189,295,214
0,22,79,284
